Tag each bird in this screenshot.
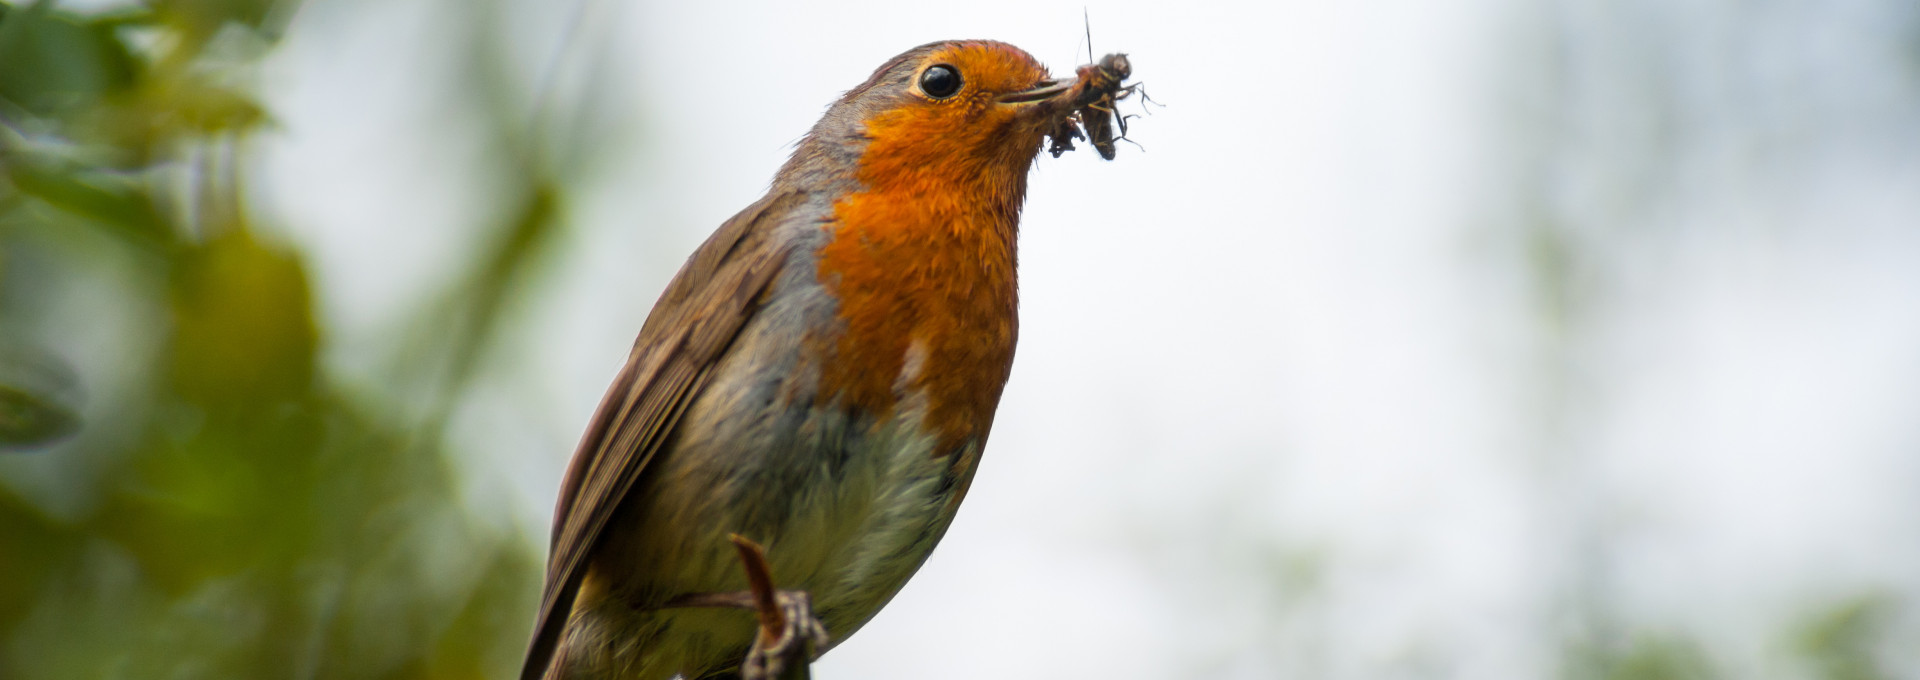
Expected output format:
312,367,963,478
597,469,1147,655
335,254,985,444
521,39,1127,680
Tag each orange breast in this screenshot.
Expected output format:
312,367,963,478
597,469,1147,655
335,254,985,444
812,105,1030,453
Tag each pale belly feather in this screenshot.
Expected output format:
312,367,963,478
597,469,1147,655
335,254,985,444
560,327,979,679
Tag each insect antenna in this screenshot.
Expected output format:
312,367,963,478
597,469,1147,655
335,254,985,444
1084,7,1095,64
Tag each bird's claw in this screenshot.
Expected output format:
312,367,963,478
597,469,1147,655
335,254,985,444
740,589,829,680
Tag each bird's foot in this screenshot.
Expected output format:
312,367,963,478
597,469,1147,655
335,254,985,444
740,588,829,680
664,536,832,680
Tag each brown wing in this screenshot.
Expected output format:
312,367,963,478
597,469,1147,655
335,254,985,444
521,191,805,680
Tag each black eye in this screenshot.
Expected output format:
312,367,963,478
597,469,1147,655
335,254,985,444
920,64,962,99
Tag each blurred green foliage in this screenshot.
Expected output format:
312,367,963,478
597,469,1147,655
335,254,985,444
1568,634,1717,680
0,1,553,678
1558,594,1902,680
1795,596,1895,680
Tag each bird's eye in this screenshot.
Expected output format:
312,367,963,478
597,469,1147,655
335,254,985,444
920,64,962,99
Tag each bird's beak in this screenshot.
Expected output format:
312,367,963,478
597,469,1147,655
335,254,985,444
997,75,1100,125
999,77,1078,106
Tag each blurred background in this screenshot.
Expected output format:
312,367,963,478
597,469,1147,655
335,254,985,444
3,0,1918,678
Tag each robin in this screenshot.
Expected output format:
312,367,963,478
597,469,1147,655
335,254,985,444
521,40,1132,680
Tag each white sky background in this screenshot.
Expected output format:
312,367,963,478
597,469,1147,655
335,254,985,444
256,0,1920,678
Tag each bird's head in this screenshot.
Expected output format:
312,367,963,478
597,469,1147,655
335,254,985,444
777,40,1105,197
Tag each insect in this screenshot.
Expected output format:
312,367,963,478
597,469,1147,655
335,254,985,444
1046,114,1085,158
1077,53,1133,160
1044,52,1148,160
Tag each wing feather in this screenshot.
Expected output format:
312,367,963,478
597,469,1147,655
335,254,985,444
521,191,806,680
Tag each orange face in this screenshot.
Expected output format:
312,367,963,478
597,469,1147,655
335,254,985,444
850,41,1078,192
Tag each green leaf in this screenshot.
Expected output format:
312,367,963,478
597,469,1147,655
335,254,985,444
0,0,139,116
0,341,80,449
